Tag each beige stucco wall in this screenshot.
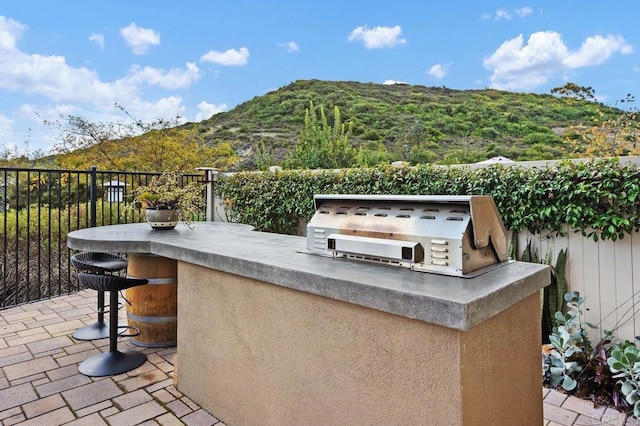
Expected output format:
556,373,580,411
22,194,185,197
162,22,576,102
177,262,542,425
460,291,541,424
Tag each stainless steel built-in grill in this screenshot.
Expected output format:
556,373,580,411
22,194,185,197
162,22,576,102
306,194,510,277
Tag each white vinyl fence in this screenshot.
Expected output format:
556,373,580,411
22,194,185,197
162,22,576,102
514,228,640,343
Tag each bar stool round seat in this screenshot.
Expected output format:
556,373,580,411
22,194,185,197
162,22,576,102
71,252,128,273
77,272,148,377
71,252,129,341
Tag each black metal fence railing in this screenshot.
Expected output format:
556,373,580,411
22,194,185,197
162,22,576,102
0,167,203,310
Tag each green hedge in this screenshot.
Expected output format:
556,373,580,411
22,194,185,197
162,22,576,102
217,158,640,240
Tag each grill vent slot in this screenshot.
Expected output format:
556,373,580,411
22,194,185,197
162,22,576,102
312,228,326,249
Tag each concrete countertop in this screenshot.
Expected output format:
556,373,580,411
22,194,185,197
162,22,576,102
67,222,550,331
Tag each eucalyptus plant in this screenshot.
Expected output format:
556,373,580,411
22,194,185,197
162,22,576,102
546,292,595,391
543,290,637,416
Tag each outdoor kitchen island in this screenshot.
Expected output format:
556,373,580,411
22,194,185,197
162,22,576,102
67,221,549,426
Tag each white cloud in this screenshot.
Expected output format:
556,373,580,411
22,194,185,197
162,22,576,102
0,16,200,104
495,9,512,20
483,31,632,90
382,79,407,85
515,7,533,17
200,47,249,66
120,23,160,55
89,33,104,49
19,103,78,119
279,41,299,53
0,48,112,103
124,62,202,90
0,17,198,143
0,16,222,155
0,113,13,141
483,7,534,21
0,16,25,51
428,63,452,79
195,101,226,121
125,96,186,124
347,25,406,49
17,103,79,150
563,35,632,68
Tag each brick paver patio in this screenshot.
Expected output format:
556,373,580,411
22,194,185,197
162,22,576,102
0,290,638,425
542,387,639,426
0,290,221,425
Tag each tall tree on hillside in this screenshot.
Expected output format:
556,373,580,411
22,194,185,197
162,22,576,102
285,101,355,169
550,83,596,101
44,104,238,172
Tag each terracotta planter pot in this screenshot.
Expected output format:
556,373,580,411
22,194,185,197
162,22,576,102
145,207,180,230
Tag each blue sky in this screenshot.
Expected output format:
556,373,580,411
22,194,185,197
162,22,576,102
1,1,638,155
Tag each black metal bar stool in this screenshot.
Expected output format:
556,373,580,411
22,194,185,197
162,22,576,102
77,272,148,376
70,252,128,340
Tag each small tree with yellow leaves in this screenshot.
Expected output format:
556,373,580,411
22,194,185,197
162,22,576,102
563,94,639,158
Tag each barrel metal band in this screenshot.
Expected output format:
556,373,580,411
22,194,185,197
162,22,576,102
132,338,177,348
126,312,178,323
126,275,176,285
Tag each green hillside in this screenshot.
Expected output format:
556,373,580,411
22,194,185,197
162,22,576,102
197,79,616,170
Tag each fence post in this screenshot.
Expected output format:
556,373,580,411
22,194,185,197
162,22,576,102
89,166,97,228
196,167,218,222
88,165,107,325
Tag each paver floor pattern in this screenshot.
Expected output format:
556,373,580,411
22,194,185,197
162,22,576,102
0,290,638,425
0,290,222,425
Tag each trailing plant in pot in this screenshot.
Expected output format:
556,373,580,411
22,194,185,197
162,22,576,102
133,172,205,230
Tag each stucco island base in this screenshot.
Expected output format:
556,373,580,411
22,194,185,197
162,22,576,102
177,263,542,426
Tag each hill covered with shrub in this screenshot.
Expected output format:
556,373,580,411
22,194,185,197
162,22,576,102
197,79,617,170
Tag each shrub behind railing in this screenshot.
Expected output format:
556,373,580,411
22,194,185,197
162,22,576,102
0,200,140,308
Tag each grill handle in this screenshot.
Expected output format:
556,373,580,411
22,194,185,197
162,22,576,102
469,197,508,261
327,234,424,263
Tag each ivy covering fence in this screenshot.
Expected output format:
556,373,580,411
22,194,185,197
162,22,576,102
217,158,640,240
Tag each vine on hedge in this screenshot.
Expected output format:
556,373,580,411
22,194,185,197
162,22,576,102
216,158,640,240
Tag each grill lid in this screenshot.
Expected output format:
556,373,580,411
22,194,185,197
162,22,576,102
306,194,509,277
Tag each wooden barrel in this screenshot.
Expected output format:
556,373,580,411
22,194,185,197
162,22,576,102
125,254,177,347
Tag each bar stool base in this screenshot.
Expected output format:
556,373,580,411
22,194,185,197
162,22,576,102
72,322,110,341
78,350,146,377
